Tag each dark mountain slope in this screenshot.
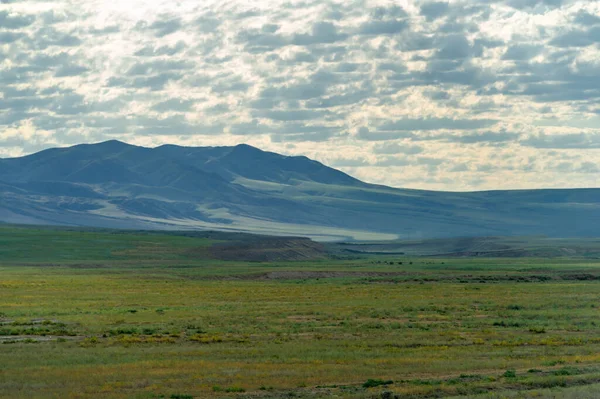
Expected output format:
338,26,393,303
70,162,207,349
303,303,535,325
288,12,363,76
152,143,362,186
0,140,598,240
0,141,136,182
201,144,362,186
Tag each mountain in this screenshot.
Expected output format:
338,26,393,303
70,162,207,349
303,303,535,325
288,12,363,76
0,140,598,241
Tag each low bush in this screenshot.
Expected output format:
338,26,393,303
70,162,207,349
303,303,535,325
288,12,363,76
503,370,516,378
363,379,393,388
529,326,546,334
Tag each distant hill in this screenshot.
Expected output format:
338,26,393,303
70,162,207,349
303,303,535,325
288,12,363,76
0,141,599,241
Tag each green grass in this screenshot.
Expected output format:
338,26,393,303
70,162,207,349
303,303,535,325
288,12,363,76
2,226,600,398
0,226,214,262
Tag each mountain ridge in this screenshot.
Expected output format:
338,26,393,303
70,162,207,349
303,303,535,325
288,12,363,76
0,140,598,241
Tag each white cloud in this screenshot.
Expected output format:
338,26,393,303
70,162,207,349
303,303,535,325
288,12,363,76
0,0,599,190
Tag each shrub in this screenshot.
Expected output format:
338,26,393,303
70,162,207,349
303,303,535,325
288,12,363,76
553,367,579,376
493,320,521,327
544,359,566,366
363,379,393,388
79,337,98,347
109,327,138,336
503,370,516,378
189,334,223,344
170,395,193,399
459,374,483,380
529,326,546,334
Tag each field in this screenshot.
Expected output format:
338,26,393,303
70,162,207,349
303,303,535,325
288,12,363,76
2,226,600,398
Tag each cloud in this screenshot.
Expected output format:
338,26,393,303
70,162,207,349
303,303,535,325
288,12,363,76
292,22,347,45
238,20,348,54
135,41,186,57
228,120,273,135
271,131,334,142
449,163,469,172
502,44,544,60
506,0,566,9
372,157,412,167
107,72,184,91
259,82,326,101
257,109,330,121
30,27,81,48
434,34,474,60
89,25,120,35
195,14,221,33
373,143,424,155
378,118,498,131
133,115,224,136
573,10,600,26
272,123,343,142
428,131,521,144
151,99,196,112
49,93,90,115
358,19,409,35
54,65,89,77
549,27,600,47
424,90,451,100
125,60,193,76
305,89,373,108
329,156,370,167
356,127,414,141
280,50,317,64
0,10,35,29
420,2,450,21
578,161,600,173
396,31,436,51
147,15,182,37
0,31,24,43
521,132,600,148
0,0,599,191
238,27,288,53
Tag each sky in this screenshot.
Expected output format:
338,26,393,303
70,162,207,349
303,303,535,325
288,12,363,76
1,0,599,191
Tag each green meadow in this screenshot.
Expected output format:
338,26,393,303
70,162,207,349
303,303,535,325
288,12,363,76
2,226,600,398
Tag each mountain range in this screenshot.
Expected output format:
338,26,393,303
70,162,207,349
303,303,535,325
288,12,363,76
0,140,598,241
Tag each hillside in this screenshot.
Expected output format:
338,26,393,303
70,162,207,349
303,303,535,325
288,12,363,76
0,141,599,240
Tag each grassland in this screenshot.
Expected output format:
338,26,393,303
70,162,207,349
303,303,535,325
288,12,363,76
2,226,600,398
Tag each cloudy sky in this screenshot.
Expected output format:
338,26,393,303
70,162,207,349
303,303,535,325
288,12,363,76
1,0,600,190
